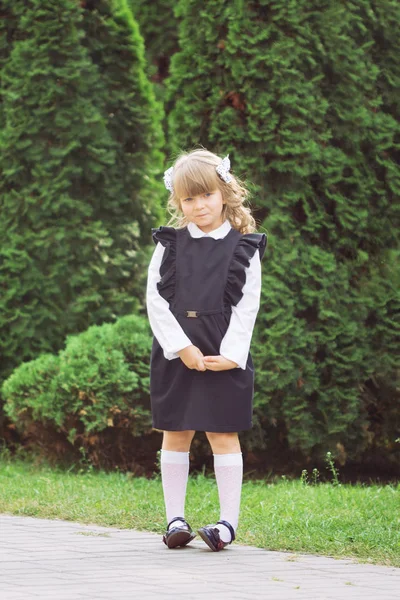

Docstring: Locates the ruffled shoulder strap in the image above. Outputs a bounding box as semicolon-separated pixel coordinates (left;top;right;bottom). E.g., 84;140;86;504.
151;226;177;304
151;225;177;247
224;232;267;307
239;232;267;261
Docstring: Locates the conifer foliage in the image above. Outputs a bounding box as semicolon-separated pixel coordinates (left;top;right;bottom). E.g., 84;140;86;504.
0;3;18;128
128;0;178;83
166;0;400;462
0;0;163;384
80;0;164;230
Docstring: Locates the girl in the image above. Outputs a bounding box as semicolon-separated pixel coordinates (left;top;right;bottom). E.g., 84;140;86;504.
146;149;267;552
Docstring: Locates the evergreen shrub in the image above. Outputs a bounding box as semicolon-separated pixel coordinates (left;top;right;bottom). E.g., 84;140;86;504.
1;315;158;472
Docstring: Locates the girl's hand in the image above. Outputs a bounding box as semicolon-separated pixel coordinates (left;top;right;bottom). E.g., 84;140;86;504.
178;345;206;371
203;355;238;371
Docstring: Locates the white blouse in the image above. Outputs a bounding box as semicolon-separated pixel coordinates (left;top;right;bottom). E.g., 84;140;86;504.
146;219;262;370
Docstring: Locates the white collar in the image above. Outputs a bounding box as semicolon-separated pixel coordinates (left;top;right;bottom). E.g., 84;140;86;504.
187;219;231;239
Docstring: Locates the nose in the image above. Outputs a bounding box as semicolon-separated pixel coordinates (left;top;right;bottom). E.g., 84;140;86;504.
193;197;206;211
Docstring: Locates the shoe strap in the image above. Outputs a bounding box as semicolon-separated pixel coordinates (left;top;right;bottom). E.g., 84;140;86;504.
167;516;190;530
217;520;236;543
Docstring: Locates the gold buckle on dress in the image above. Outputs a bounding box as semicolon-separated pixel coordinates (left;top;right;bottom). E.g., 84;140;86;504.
186;310;198;318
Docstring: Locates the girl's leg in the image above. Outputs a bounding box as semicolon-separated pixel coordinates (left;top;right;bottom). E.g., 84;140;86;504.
161;430;195;529
205;432;243;543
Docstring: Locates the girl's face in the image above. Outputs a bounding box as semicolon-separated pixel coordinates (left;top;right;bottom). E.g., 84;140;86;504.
180;188;226;233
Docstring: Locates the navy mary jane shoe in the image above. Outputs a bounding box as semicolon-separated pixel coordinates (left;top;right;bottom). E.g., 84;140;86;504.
197;520;236;552
162;517;196;549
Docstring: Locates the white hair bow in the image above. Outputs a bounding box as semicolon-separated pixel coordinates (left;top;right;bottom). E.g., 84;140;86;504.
163;166;174;193
216;154;232;183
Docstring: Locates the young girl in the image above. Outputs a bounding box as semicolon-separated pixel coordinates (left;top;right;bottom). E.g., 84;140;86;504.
146;149;267;552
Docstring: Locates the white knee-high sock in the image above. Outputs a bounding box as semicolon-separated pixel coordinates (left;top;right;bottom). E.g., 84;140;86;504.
213;452;243;543
160;449;190;530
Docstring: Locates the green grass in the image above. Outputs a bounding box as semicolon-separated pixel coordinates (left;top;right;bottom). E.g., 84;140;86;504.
0;456;399;567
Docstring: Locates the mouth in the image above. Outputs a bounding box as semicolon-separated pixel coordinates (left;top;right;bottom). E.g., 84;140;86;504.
196;214;208;218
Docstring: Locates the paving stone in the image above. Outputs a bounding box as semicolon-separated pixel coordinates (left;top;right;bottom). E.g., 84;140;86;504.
1;514;399;600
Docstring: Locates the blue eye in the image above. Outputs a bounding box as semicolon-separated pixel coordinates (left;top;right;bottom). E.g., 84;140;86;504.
183;193;211;202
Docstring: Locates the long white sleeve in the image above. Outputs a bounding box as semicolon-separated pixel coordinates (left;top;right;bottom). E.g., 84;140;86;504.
146;242;193;360
219;250;262;370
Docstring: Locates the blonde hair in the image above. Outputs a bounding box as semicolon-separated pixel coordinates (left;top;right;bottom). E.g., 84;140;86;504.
165;148;257;234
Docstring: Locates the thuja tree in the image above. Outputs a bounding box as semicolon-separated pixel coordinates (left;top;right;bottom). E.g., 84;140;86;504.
128;0;179;84
352;0;400;117
166;0;400;464
79;0;164;230
0;0;163;385
78;0;165;314
0;4;19;128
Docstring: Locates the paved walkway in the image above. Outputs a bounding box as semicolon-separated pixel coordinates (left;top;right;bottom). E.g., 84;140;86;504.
0;515;398;600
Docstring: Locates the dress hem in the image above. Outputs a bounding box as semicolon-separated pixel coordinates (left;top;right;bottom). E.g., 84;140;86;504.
152;422;253;433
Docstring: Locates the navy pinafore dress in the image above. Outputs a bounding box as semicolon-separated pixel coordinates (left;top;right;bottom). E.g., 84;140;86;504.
149;225;267;432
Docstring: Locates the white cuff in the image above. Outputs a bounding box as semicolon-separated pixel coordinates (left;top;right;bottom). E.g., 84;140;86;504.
163;343;192;361
220;352;247;371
